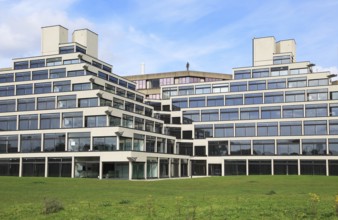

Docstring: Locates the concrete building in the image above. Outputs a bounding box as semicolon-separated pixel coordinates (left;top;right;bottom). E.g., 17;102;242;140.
125;70;231;100
0;27;337;179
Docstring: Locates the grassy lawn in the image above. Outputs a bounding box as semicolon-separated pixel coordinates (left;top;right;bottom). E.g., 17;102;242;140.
0;176;337;219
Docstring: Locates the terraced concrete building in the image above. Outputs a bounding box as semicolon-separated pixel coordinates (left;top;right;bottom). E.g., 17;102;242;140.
0;26;337;179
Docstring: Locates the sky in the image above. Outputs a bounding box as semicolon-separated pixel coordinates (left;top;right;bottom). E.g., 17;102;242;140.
0;0;337;76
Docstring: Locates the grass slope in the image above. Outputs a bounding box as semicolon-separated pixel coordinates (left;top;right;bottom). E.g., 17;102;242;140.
0;176;337;219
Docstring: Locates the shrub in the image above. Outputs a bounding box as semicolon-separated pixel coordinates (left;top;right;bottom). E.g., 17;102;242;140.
42;198;64;214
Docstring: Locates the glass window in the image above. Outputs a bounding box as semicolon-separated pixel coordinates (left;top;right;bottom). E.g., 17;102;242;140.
273;56;291;64
92;61;102;69
62;112;83;128
277;139;300;155
40;113;60;129
32;70;48;80
124;101;134;112
270;66;288;76
109;76;118;84
283;105;304;118
0;135;18;153
14;61;29;70
302;139;326;155
37;97;55;110
127;91;135;100
0;73;14;83
16;84;33;95
43;133;65;152
257;122;278;136
290;68;308;75
68;132;90;151
113;98;124;109
98;72;108;80
280;121;302;136
261;106;281;119
46;57;62;67
53;80;71;92
195;85;211;94
329;120;338;134
230;140;251;155
162;87;177;99
212;83;228;93
93;83;104;90
30;59;45;68
0;85;15;96
234;70;251;79
122;115;133;128
178;86;194;95
285;90;305;102
85;116;107;127
287;77;307;88
103;65;112;73
134;117;144;130
99;98;112;107
189;97;205;108
305;104;327;117
240;107;259;120
79;98;98;107
308;79;329;87
230;82;247;92
220;108;239;121
145;107;152;117
252;68;269;78
201;109;219;121
183;110;200;124
208;141;228;156
50;68;66;78
57;95;76;109
34;82;51;94
214;124;233;137
307;89;328;101
253;140;274;155
19;114;38;130
133;134;145;151
195;124;213;139
105;84;115;94
109;116;121;126
116;88;125;97
304;120;327;135
329;139;338;155
235;123;255;137
18;98;35;111
93;137;117;151
76;46;86;54
63;59;80;65
264;91;284;103
207;96;224;106
0;99;15;112
119;79;128;88
172;98;188;110
268;79;286;89
73;83;91;91
20;134;41;152
15;71;31;81
244;93;263;104
0;116;17;131
59;46;74;54
225;95;243;106
249;80;266;91
330;104;338;116
145;120;154;132
135;105;144;114
67;70;84;77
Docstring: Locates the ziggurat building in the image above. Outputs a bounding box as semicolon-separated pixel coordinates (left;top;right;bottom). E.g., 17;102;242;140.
0;25;338;179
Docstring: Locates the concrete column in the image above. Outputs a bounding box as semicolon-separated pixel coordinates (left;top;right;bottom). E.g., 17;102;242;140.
297;159;301;175
116;136;120;150
178;159;181;177
271;159;274;175
45;157;48;177
157;158;160;178
168;158;171;178
206;161;209;176
326;159;329;176
99;160;103;180
246;159;249;176
71;156;75;178
221;160;225;176
129;161;133;180
144;160;147;179
19;157;22;177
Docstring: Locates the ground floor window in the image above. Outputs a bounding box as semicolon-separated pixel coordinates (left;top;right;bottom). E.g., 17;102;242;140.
103;162;129;179
329;160;338;176
147;158;158;178
274;160;298;175
74;157;99;178
22;158;45;177
132;162;144;179
209;164;221;176
48;157;71;177
0;158;19;176
191;160;206;176
249;160;271;175
224;160;246;175
300;160;326;175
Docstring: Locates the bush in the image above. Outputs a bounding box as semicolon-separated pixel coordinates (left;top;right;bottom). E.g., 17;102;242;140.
42;198;64;214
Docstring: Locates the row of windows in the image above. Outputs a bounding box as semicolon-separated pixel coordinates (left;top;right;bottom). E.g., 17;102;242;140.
0;112;162;133
234;65;306;80
0;133;175;154
193;120;338;139
172;89;332;110
182;103;338;123
163;75;327;99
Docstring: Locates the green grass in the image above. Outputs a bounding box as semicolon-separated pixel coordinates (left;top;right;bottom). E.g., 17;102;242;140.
0;176;338;219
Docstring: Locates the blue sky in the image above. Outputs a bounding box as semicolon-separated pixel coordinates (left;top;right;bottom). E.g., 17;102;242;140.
0;0;337;76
